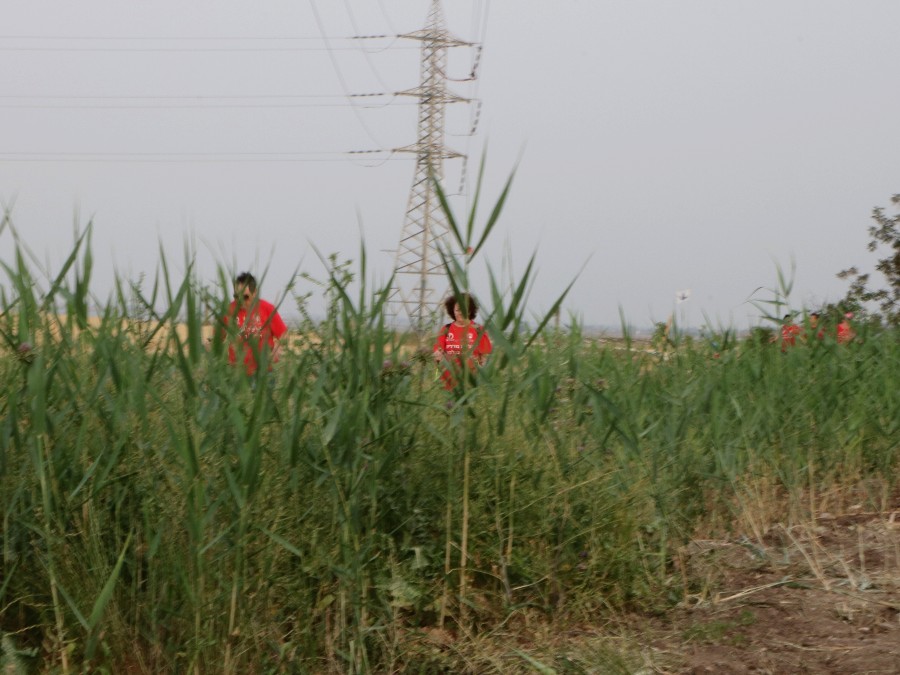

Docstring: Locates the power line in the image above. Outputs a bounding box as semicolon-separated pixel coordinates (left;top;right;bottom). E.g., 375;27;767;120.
459;0;491;198
0;5;486;177
0;159;403;164
0;93;384;100
342;0;395;93
0;45;417;53
307;0;388;150
376;0;398;35
0;101;413;110
0;34;373;41
3;150;346;155
0;151;408;164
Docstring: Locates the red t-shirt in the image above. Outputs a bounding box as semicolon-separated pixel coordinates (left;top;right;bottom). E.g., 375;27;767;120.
781;324;801;350
433;322;492;390
837;322;855;344
223;299;288;375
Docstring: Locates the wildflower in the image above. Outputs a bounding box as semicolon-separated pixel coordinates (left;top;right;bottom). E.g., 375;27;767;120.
17;342;35;365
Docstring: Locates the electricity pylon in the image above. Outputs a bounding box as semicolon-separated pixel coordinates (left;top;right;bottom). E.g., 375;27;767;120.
388;0;472;335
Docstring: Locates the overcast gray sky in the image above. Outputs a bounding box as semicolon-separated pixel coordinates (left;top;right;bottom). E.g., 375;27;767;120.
2;1;900;330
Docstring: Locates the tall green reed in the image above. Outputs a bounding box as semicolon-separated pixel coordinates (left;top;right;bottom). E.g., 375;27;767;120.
1;192;898;673
432;157;581;627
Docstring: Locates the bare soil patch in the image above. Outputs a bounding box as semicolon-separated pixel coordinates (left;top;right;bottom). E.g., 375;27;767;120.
638;506;900;674
401;504;899;674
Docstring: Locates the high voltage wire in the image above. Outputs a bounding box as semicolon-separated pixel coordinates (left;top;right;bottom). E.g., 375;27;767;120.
0;152;374;157
307;0;387;150
445;0;491;196
0;159;405;164
0;35;387;40
0;151;407;164
0;94;386;99
0;102;413;109
0;31;404;54
3;151;349;155
0;45;416;52
0;3;487;166
341;0;395;93
375;0;397;35
0;91;405;111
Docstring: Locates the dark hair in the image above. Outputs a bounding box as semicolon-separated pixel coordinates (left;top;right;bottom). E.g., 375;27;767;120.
235;272;257;293
444;293;478;321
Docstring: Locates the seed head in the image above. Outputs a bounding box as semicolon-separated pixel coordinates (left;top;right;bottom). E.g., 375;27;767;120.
17;342;35;364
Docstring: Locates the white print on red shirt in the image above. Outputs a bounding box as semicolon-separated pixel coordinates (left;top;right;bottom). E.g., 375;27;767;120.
238;312;266;338
443;327;480;353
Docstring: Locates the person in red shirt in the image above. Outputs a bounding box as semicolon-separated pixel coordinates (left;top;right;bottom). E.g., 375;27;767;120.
806;311;825;341
837;312;856;345
780;314;801;351
222;272;288;376
432;293;492;392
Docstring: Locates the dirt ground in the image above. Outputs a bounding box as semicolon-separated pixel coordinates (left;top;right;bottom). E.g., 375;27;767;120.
637;506;900;674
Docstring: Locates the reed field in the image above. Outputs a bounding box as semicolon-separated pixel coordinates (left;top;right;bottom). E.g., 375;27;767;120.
1;207;899;673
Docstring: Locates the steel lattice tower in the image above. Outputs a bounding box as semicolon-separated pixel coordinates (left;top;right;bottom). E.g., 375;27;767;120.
388;0;471;334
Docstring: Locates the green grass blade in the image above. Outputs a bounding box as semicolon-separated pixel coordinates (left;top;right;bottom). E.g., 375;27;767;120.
85;532;133;658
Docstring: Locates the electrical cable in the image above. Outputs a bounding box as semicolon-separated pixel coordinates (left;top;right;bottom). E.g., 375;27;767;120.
0;34;356;40
307;0;389;151
460;0;491;202
0;93;373;99
0;151;408;164
0;101;415;109
341;0;397;101
342;6;390;65
0;45;418;52
0;5;484;168
376;0;397;36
